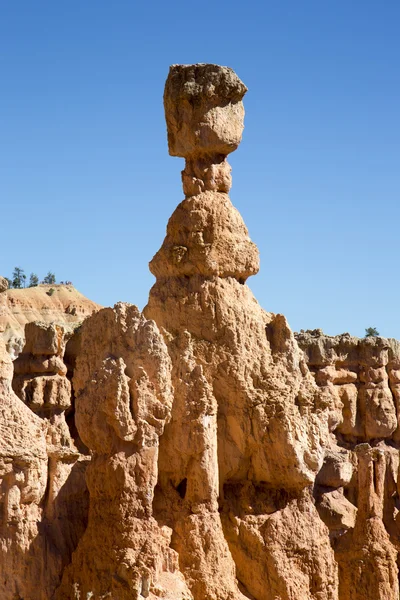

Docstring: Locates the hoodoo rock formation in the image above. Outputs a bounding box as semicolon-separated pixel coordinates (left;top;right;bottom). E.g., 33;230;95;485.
145;64;337;600
1;64;400;600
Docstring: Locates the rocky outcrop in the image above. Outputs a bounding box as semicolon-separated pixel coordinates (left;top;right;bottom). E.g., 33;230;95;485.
56;303;192;599
0;283;100;358
297;329;400;600
0;327;89;600
0;276;9;293
0;293;94;599
1;65;400;600
0;337;47;598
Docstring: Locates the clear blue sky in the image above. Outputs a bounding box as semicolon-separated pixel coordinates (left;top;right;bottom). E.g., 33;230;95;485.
1;2;399;338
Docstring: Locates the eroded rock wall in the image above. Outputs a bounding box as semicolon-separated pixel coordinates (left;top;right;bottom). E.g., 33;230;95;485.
297;330;400;600
0;283;100;358
0;323;89;600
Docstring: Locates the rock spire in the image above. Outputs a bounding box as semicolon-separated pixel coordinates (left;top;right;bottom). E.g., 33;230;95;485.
145;64;336;599
150;64;259;283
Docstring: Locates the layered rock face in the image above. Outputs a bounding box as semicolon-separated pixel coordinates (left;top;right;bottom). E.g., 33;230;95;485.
0;324;89;600
1;64;400;600
296;330;400;600
0;286;98;598
0;283;100;358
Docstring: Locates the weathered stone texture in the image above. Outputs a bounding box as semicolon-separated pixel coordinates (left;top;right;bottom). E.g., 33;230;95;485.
1;65;399;600
0;327;88;600
0;283;100;359
297;329;400;600
55;303;192;599
0;276;9;293
164;63;247;159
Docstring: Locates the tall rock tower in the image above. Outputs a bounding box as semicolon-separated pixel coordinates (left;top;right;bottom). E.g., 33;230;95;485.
145;64;337;600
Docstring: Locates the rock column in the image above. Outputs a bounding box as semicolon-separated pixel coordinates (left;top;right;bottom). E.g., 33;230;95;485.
145;64;336;600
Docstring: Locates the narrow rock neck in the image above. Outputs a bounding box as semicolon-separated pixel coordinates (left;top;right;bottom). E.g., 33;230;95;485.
182;154;232;198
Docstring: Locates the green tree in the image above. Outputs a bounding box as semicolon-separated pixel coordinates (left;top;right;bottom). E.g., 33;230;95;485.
29;273;39;287
365;327;379;338
12;267;26;289
43;272;56;284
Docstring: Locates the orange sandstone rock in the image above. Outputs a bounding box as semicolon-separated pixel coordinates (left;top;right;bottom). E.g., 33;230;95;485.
1;66;400;600
144;64;337;600
0;283;100;358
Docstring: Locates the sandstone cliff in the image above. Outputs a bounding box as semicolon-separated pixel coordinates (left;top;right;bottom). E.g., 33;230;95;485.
296;329;400;600
0;282;99;598
1;65;399;600
0;283;100;357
